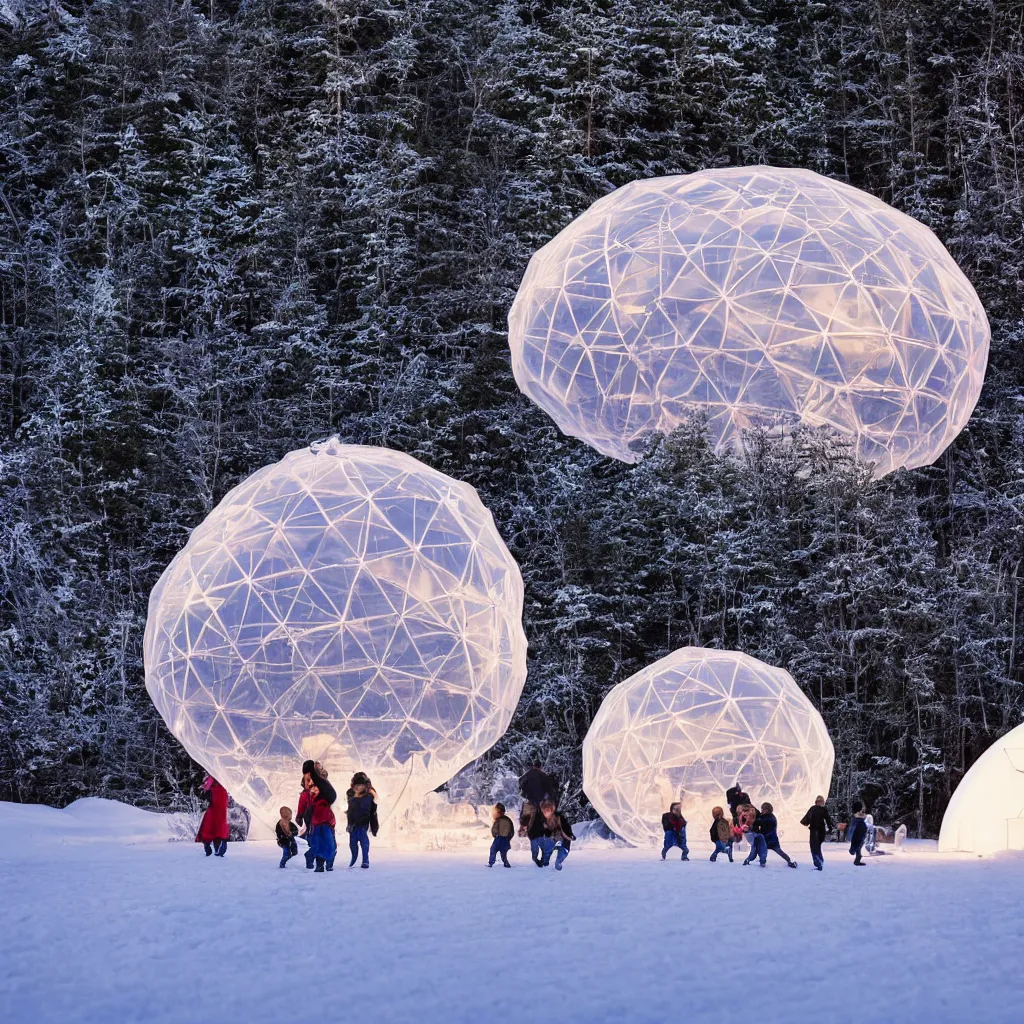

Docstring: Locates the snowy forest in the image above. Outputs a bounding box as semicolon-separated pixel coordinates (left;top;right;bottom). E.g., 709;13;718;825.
2;0;1023;836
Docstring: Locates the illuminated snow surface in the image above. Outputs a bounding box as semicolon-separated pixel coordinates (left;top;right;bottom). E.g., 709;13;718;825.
144;439;526;832
1;800;1022;1024
509;167;989;475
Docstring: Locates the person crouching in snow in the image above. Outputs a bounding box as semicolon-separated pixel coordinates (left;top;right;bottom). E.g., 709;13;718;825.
847;801;868;866
276;806;299;868
536;800;575;870
661;802;689;861
196;775;229;857
488;803;515;867
709;806;733;862
746;802;797;868
303;760;338;873
346;772;379;869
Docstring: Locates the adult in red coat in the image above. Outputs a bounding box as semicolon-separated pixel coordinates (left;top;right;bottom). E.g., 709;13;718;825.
196;776;230;857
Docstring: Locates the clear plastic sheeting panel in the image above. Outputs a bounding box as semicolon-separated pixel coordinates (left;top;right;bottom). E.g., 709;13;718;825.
582;647;835;846
509;167;990;476
143;437;527;831
939;723;1024;856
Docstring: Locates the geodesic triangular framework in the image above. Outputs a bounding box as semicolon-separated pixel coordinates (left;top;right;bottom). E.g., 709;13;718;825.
144;438;528;831
508;167;990;476
582;647;834;846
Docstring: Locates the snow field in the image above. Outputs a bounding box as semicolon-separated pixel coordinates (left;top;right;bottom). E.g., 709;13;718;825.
0;800;1020;1024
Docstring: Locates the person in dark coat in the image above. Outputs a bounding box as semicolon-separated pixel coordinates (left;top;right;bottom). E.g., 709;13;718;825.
346;773;379;869
848;800;868;866
302;761;338;872
519;762;559;808
744;802;797;868
726;782;751;824
661;802;689;861
196;776;230;857
276;806;299;868
800;795;835;871
488;803;515;867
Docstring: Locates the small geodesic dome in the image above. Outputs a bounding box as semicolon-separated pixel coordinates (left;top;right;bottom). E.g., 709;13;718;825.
582;647;834;846
939;723;1024;856
508;167;989;476
143;438;527;831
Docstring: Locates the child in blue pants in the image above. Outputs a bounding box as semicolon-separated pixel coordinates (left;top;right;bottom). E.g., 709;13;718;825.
709;806;734;862
848;800;868;866
276;806;299;868
346;773;379;869
488;803;515;867
661;802;689;860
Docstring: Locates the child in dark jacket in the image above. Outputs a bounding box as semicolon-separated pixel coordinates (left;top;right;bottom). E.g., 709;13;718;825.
276;806;299;868
346;773;379;869
488;803;515;867
661;802;689;861
848;801;868;866
744;802;797;868
709;805;734;862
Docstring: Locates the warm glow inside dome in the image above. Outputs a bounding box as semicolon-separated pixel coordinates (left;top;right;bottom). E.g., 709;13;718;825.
583;647;834;845
509;167;990;475
939;722;1024;856
143;438;527;829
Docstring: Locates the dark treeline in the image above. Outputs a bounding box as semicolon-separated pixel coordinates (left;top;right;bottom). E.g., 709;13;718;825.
1;0;1023;835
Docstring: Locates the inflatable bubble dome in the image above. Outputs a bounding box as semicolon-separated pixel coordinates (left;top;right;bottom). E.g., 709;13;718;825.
582;647;834;846
939;722;1024;856
143;438;527;830
509;167;989;476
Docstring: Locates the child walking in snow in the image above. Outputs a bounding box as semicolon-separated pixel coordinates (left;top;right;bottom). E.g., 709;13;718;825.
276;806;299;868
488;803;515;867
709;806;734;862
848;801;868;866
346;772;379;869
661;802;689;861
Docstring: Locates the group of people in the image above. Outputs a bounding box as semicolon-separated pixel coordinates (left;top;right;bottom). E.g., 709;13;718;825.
279;760;380;872
195;760;871;872
500;761;576;870
195;759;380;873
660;781;871;870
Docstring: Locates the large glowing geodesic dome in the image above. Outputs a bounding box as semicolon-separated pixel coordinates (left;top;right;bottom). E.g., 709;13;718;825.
939;723;1024;856
144;438;527;830
509;167;989;476
582;647;834;846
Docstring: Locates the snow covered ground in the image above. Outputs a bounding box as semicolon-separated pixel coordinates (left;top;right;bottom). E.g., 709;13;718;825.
1;800;1020;1024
